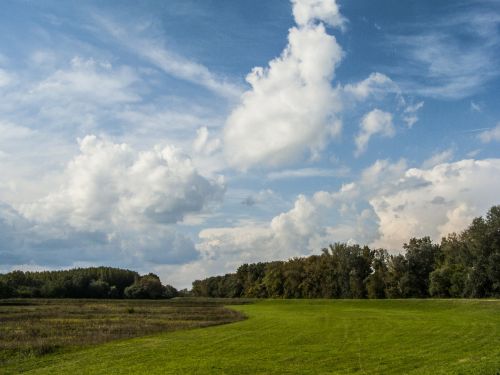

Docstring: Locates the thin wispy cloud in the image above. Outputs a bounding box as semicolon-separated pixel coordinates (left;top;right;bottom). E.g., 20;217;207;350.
389;8;500;99
93;15;243;99
267;167;350;180
478;123;500;143
470;101;482;113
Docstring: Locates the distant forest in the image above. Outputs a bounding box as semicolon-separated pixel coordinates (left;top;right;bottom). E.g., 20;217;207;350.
192;205;500;299
0;267;178;299
2;205;499;300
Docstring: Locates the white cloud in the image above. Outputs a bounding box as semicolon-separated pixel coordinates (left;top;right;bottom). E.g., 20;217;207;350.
21;135;225;231
94;15;241;99
355;109;394;156
478;123;500;143
0;136;227;268
193;127;221;156
0;68;12;88
190;157;500;285
0;121;35;140
224;1;344;169
239;189;282;208
267;166;349;180
291;0;346;29
403;101;424;128
32;57;140;105
195;182;367;268
370;159;500;250
343;72;397;101
0;56;143;145
360;158;408;191
421;148;453;169
467;149;481;158
30;50;58;67
392;11;500;99
0;200;199;268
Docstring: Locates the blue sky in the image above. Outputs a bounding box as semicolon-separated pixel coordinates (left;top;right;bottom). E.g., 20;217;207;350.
1;0;499;287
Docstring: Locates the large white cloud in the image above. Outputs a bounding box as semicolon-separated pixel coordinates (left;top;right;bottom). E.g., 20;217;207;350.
224;0;344;169
0;136;225;269
370;158;500;249
191;158;500;285
21;135;225;230
0;200;199;268
194;182;371;274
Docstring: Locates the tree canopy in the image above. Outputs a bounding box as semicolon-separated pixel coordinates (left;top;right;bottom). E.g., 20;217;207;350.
0;267;178;299
192;205;500;299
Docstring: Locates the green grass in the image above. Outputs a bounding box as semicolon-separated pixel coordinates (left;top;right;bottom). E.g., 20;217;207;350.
2;299;500;374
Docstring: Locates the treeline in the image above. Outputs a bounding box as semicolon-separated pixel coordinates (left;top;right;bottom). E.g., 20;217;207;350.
192;205;500;299
0;267;178;299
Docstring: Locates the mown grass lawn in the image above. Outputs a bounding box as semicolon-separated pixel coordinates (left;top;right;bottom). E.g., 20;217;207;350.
2;299;500;374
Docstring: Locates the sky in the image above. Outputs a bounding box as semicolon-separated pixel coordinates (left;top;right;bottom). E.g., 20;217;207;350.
1;0;500;288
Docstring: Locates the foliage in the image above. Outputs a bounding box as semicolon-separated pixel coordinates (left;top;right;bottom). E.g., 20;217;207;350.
0;267;177;299
124;273;178;299
193;205;500;299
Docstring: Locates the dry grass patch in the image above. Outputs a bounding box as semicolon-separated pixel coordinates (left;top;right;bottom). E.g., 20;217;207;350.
0;298;247;364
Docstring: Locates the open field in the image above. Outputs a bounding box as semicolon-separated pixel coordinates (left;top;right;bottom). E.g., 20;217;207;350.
0;298;246;370
1;299;500;374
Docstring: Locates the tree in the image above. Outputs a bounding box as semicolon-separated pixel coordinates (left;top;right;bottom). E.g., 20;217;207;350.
88;279;110;298
125;274;165;299
366;249;388;299
402;237;440;297
0;280;13;298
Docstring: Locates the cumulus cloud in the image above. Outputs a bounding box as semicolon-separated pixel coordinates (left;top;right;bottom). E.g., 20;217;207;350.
196;182;372;269
0;136;227;268
343;72;397;101
291;0;346;28
224;0;344;169
370;159;500;249
192;158;500;285
240;189;279;207
478;123;500;143
354;109;394;156
193;127;221;156
0;200;198;268
21;135;225;230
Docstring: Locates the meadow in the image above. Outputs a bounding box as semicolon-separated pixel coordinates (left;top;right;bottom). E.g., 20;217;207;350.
0;298;245;370
1;299;499;374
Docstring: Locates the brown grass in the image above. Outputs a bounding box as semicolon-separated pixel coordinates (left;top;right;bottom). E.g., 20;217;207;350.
0;298;248;364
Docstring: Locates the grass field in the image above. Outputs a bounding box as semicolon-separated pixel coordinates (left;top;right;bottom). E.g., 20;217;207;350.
0;298;245;369
1;299;499;374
